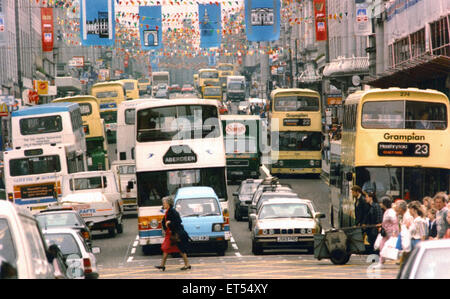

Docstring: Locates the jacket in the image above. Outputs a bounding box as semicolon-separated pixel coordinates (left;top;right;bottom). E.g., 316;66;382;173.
162;207;191;252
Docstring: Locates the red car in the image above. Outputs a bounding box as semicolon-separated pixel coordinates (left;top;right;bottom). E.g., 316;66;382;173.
181;84;194;93
219;101;228;115
169;84;181;93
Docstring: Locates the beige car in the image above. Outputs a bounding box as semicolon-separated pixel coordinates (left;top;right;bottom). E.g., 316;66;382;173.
251;198;325;255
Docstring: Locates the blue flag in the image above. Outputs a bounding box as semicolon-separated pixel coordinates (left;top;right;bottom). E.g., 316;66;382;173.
198;4;221;49
139;6;163;51
80;0;115;46
244;0;280;42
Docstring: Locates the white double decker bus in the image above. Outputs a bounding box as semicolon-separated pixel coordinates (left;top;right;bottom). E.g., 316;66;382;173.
133;99;228;254
5;102;88;213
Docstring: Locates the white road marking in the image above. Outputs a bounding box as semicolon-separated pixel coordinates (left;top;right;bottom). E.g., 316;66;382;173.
127;235;139;263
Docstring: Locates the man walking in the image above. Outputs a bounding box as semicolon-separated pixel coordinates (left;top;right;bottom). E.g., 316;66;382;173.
351;185;369;226
434;192;449;239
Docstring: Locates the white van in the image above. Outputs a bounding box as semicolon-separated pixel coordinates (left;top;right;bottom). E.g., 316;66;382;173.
226;76;246;102
111;160;137;214
60;170;124;237
0;201;54;279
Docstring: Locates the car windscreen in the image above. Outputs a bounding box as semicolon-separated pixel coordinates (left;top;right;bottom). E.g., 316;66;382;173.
175;197;221;217
36;213;83;229
240;183;259;195
100;111;117;124
44;233;81;258
69;176;107;191
413;247;450;278
0;218;17;269
259;203;312;219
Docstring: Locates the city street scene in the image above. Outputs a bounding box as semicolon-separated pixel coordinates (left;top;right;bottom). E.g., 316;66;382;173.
0;0;449;283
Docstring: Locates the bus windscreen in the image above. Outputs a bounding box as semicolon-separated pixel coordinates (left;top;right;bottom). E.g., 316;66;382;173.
274;95;319;112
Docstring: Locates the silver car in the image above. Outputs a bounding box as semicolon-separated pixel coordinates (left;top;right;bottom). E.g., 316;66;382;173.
397;239;450;279
251;198;325;255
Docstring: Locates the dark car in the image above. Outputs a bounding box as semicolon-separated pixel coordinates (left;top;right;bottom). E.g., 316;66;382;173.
233;179;263;221
35;208;93;249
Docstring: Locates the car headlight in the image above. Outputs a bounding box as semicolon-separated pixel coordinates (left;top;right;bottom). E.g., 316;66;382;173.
263;229;269;235
269;229;275;235
212;223;222;232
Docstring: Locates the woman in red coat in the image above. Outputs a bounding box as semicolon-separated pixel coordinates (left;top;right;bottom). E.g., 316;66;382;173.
155;196;191;271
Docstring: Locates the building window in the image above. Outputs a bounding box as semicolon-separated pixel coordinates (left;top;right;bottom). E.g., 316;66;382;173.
430;15;450;56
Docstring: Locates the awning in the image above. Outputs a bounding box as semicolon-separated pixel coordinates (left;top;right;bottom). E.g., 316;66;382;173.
365;55;450;88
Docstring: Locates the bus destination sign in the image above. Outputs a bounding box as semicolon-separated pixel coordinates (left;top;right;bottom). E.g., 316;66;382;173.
378;142;429;157
283;118;311;126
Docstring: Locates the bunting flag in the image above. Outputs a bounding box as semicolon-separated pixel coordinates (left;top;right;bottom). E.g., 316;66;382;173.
41;8;54;52
80;0;115;46
244;0;280;42
198;3;221;49
139;6;163;50
313;0;327;41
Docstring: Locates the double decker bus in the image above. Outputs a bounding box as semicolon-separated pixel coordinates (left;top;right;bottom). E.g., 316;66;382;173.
133;99;228;254
116;99;150;161
119;79;139;100
269;88;323;176
217;63;235;89
53;96;109;171
330;88;450;228
198;69;220;97
91;81;127;144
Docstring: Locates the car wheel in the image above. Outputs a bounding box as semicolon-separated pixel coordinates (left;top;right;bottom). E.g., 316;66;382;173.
235;206;242;221
252;241;263;255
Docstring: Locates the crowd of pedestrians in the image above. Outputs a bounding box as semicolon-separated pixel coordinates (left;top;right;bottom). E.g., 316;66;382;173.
352;186;450;268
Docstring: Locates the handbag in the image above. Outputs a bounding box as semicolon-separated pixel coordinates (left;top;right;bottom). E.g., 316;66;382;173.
380;237;399;260
400;224;411;252
169;232;180;245
380;227;387;237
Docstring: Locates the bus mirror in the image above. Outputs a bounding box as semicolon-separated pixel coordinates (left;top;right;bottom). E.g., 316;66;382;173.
346;172;353;181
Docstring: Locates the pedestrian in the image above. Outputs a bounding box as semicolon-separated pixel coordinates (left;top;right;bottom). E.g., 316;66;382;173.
444;209;450;239
351;185;369;226
427;208;438;239
434;192;449;239
363;192;383;253
254;103;261;116
395;199;414;265
376;196;398;268
155;196;191;271
407;201;428;250
422;196;433;212
250;103;255;115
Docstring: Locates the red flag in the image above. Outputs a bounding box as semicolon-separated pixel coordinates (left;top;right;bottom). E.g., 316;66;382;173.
41;8;54;52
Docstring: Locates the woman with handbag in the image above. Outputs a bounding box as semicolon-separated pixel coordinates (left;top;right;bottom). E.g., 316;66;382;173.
376;196;399;268
155;196;191;271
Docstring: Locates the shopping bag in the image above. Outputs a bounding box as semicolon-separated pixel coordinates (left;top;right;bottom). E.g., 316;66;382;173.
380;237;399;260
374;233;383;250
400;225;411;252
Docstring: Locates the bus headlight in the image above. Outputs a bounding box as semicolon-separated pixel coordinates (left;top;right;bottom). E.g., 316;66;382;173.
310;160;315;166
150;219;159;229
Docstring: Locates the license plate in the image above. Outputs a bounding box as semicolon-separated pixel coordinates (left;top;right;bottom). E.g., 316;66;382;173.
191;236;209;241
123;199;136;205
231;171;243;175
277;236;298;242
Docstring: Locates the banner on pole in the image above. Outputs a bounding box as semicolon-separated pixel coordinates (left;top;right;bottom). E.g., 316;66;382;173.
355;1;371;36
139;6;162;51
80;0;115;46
0;0;6;47
313;0;327;41
41;8;54;52
244;0;280;42
198;4;221;49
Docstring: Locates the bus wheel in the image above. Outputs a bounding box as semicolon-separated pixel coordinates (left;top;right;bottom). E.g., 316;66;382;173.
330;249;351;265
108;226;116;238
117;221;123;234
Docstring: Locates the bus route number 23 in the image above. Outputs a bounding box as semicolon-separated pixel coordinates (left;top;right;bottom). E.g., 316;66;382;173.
415;144;429;156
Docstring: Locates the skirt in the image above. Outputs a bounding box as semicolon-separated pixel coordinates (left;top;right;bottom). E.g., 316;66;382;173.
161;228;181;254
